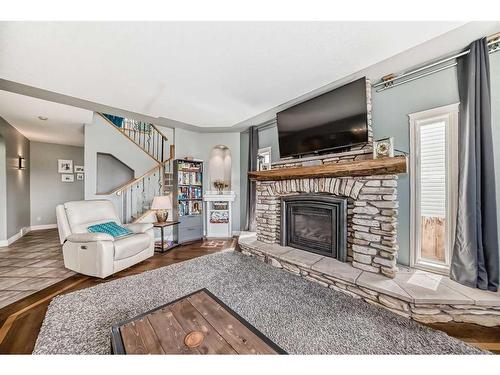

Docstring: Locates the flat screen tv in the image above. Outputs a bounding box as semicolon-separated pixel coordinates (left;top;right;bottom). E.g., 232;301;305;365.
277;77;368;158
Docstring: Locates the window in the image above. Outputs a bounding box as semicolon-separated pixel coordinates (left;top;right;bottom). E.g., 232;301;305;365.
257;147;272;171
409;103;459;274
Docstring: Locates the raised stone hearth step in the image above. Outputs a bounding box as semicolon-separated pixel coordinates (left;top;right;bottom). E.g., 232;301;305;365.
238;232;500;327
311;257;362;284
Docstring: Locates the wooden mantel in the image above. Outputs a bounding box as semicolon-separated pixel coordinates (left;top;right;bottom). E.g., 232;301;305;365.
248;156;407;181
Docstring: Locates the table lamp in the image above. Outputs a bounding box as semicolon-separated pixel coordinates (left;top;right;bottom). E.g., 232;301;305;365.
151;195;172;223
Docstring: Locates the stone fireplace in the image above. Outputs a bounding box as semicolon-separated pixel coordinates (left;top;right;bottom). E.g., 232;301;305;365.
239;144;500;328
254;169;401;278
281;194;347;261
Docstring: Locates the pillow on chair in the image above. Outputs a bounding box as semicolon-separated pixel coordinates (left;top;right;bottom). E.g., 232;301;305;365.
87;222;133;238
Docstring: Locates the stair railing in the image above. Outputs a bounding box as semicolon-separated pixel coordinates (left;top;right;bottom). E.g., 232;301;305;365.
99;113;170;163
116;146;175;223
96;109;175;223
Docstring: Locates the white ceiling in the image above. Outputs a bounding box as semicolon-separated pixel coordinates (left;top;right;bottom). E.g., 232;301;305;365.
0;90;93;146
0;21;468;128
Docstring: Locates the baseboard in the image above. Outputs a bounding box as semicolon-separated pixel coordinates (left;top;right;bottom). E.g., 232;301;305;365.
0;227;28;247
232;231;241;236
0;224;57;247
30;224;58;231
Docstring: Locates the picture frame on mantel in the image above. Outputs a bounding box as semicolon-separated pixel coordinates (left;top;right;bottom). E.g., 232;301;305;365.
58;159;73;173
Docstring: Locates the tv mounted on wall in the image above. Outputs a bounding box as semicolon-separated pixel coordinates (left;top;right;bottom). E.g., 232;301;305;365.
277;77;368;158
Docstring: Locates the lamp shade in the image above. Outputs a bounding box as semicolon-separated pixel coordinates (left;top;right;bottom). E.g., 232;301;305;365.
151;195;172;210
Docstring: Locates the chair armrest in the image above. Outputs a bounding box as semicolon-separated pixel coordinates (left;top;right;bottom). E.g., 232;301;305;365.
66;232;115;243
124;223;154;234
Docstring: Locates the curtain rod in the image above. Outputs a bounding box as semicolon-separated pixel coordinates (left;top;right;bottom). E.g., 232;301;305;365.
374;34;500;92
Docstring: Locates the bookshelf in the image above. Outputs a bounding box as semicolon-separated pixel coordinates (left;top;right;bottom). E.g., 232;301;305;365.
173;159;204;243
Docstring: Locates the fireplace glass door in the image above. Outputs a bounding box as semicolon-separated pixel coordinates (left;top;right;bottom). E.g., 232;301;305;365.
281;195;347;261
289;204;336;256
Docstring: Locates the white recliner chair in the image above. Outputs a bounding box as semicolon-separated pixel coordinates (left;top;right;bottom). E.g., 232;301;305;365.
56;200;155;278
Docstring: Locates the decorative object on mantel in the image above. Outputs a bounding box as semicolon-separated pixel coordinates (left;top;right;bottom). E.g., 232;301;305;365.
151;195;172;223
373;137;394;159
58;159;73;173
213;180;229;194
74;165;84;173
257;147;272;171
249;155;407;181
61;174;74;182
204;191;236;238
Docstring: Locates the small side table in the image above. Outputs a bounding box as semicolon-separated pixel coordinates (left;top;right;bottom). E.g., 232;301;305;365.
153;221;180;253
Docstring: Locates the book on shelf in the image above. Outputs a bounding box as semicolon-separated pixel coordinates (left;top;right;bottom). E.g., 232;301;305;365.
178;199;202;216
210;210;229;223
177;160;202;171
190;186;202;199
178;186;189;199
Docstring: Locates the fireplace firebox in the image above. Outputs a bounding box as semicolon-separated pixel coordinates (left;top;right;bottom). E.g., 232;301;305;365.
281;194;347;261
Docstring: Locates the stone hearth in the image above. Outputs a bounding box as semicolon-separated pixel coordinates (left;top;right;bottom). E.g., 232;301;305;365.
255;173;400;277
238;232;500;327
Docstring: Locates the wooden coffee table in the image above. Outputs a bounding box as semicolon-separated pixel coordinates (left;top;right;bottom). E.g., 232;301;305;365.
111;289;286;354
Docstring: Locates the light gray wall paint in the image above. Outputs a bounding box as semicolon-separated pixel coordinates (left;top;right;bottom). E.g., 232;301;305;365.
30;141;84;226
0;136;6;240
0;117;30;239
240;53;500;267
258;126;280;162
371;68;459;266
96;153;134;194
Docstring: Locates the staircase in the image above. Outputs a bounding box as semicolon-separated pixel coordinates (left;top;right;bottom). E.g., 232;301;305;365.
99;113;174;223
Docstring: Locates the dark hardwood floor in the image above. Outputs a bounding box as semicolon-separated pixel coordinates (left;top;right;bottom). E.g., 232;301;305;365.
0;229;498;354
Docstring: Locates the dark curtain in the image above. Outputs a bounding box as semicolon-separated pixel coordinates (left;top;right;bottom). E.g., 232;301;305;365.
245;126;259;231
451;38;499;292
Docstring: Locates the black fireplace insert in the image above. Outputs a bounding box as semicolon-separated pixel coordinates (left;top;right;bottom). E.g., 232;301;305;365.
281;194;347;261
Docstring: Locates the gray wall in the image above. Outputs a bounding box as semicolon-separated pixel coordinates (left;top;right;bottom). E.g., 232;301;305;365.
96;153;134;194
0;136;6;241
30;141;84;226
0;117;30;240
240;53;500;267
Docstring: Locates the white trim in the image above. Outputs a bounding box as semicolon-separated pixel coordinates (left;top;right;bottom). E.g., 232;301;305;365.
0;227;29;247
408;103;459;120
29;224;58;231
409;103;459;275
0;224;58;247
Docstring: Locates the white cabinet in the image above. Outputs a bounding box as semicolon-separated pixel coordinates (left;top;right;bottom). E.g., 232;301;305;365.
203;192;236;238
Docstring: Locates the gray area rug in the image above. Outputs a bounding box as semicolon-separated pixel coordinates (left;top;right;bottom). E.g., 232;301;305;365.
34;251;484;354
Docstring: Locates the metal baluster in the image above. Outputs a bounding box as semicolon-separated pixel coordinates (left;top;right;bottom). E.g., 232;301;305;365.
142;122;145;150
148;126;151;155
152;129;156;161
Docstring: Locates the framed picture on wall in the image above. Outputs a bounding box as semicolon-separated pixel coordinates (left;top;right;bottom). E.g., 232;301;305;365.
61;174;74;182
58;159;73;173
75;165;84;173
76;173;84;181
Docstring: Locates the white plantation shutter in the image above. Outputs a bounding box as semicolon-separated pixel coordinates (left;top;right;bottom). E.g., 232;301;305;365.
419;121;446;218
